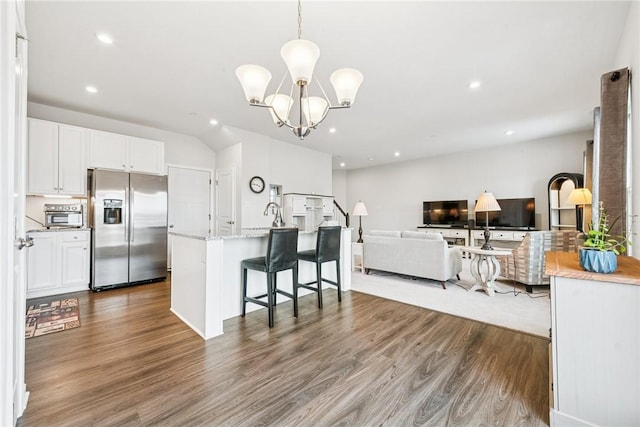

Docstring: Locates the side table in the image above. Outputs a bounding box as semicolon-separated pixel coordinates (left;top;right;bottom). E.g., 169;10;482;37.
351;242;364;273
462;246;511;296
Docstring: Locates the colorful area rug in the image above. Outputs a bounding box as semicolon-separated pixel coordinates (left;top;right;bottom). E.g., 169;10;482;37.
25;298;81;338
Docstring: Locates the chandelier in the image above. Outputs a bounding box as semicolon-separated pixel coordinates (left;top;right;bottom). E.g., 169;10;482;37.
235;0;363;139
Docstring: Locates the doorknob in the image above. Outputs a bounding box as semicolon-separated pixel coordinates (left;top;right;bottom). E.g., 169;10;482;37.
16;237;34;250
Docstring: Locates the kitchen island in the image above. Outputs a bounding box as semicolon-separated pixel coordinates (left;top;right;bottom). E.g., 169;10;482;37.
169;228;352;339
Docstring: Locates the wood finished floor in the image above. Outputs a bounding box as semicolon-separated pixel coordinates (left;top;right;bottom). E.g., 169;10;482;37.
20;279;549;426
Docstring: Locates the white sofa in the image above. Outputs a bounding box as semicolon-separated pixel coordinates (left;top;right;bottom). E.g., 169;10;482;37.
363;230;463;289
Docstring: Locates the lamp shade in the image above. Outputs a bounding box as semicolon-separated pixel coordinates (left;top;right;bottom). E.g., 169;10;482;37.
330;68;364;106
235;64;272;103
474;192;501;212
280;39;320;85
567;188;592;205
265;94;293;124
303;96;329;126
352;201;368;216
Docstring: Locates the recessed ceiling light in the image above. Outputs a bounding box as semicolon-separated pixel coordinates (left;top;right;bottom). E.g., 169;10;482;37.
469;81;481;89
339;162;345;167
85;86;98;93
394;152;400;157
368;157;374;161
209;119;219;126
505;130;514;136
329;127;336;134
96;33;113;45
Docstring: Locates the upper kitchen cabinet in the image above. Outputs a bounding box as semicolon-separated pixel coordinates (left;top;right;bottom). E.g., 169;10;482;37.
27;118;86;196
88;130;165;175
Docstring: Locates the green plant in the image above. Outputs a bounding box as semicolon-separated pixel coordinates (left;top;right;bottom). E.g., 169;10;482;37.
582;201;630;255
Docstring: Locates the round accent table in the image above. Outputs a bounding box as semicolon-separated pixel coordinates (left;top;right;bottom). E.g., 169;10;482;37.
462;246;512;296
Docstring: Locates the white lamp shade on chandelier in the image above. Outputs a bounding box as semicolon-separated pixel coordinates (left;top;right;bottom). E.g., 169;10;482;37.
280;39;320;85
235;64;272;104
234;0;363;139
330;68;364;106
265;94;293;124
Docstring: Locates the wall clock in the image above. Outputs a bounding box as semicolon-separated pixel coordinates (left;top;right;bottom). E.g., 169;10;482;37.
249;176;265;193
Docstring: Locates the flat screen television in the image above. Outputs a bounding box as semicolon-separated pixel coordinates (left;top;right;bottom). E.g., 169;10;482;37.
475;197;535;229
423;200;468;227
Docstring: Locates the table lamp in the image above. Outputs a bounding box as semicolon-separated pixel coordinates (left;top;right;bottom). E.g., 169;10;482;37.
352;201;368;243
567;187;592;232
474;191;501;250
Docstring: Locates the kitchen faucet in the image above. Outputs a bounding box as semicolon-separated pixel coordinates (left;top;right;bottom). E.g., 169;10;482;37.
263;202;285;228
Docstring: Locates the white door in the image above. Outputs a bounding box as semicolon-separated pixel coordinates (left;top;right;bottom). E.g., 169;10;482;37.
215;168;236;236
167;166;212;268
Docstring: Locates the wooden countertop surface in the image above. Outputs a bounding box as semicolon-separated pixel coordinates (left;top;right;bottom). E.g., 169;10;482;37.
545;251;640;286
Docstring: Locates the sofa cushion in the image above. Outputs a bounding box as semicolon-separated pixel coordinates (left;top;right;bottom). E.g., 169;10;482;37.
369;230;402;238
401;231;443;240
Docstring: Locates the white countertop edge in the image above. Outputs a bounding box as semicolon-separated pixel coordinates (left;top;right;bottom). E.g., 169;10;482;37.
170;227;350;241
27;227;92;233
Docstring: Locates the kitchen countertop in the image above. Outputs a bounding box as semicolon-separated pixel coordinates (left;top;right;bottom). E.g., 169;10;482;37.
27;227;91;233
170;227;341;241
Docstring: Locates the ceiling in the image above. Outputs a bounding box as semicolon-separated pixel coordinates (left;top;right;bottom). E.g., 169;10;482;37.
25;1;631;170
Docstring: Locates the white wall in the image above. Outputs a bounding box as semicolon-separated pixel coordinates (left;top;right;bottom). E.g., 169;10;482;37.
345;132;589;237
27;102;216;171
612;0;639;258
217;125;333;229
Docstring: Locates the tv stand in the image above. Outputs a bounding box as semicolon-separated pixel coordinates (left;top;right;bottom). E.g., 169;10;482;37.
471;228;535;248
417;226;469;254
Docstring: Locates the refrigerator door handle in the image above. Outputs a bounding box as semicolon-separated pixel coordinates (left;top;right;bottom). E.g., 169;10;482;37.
130;186;135;242
124;186;129;242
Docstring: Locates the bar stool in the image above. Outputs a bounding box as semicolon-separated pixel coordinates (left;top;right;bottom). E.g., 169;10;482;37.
296;226;342;309
241;228;299;327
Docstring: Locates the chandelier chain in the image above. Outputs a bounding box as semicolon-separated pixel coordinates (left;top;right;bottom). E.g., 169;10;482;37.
297;0;302;39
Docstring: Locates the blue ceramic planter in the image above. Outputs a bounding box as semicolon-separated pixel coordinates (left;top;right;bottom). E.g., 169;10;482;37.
579;248;617;274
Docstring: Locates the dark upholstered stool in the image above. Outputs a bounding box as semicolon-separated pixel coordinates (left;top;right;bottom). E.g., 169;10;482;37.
296;226;342;309
241;228;299;327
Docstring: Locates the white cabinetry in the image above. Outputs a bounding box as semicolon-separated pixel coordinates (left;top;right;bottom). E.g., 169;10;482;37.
471;229;529;246
88;130;164;174
548;252;640;427
27;230;90;298
28;118;86;196
418;227;469;246
283;193;335;231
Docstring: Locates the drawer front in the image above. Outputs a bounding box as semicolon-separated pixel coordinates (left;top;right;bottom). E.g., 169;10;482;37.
472;230;485;239
449;230;467;238
493;231;515;240
513;232;528;241
62;230;89;242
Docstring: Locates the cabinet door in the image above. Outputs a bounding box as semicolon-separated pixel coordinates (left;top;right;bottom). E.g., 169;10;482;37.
61;241;89;286
27;233;59;291
322;197;334;215
27;119;59;195
128;136;164;174
292;196;307;215
58;125;86;195
87;130;128;171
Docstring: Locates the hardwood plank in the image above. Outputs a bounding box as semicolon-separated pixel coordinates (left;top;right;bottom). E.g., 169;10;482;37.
19;278;549;426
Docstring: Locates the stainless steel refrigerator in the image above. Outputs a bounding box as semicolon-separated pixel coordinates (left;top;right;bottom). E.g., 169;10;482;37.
89;169;168;290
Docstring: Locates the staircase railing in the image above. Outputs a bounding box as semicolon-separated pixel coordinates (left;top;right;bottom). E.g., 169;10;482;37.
333;200;350;227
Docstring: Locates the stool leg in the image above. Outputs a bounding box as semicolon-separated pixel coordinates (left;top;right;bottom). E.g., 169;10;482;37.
316;262;323;309
335;259;342;302
267;273;275;328
293;265;299;318
241;266;247;317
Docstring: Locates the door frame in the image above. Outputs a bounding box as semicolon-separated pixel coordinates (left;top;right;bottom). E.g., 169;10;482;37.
167;164;213;269
215;167;236;235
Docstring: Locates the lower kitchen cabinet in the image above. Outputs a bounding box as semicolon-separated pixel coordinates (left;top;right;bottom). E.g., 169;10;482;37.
27;230;90;298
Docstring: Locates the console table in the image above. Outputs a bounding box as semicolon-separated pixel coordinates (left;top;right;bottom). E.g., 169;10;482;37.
463;246;512;296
